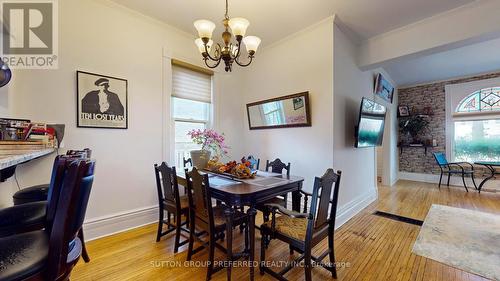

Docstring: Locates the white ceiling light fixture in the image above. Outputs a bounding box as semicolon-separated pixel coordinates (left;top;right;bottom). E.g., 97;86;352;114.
193;0;261;72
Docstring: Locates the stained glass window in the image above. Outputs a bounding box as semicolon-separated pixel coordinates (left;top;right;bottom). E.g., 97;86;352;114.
456;87;500;113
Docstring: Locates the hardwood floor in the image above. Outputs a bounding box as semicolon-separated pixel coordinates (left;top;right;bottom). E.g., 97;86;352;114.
72;180;500;281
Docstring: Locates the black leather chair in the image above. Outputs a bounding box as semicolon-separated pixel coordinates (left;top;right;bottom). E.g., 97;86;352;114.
12;149;91;205
0;158;96;281
0;153;92;263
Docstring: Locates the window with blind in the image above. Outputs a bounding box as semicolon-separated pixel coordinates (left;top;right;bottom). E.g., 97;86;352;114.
171;61;213;168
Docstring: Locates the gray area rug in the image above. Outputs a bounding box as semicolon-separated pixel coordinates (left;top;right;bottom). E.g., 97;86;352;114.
413;204;500;280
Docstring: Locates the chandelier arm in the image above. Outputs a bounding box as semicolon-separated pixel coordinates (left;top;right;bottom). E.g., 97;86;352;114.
234;54;253;67
204;43;222;61
230;43;242;60
204;57;222;69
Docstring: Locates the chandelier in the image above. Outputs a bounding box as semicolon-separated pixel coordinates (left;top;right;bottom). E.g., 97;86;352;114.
193;0;261;72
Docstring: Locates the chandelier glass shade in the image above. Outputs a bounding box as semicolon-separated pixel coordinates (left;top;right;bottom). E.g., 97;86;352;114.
193;0;261;72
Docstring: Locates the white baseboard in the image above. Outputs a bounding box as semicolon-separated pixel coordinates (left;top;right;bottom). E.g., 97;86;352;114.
83;205;158;241
84;188;378;242
335;188;377;229
398;171;499;189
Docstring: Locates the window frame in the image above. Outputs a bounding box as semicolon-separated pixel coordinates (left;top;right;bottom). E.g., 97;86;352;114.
170;60;214;168
445;78;500;162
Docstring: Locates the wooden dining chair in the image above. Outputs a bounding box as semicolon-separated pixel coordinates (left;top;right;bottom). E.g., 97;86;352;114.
185;167;249;281
0;159;96;281
256;158;291;223
154;162;190;253
260;169;342;281
184;157;193;168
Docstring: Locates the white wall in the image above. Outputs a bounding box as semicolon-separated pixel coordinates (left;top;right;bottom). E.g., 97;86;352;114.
0;0;227;239
358;0;500;70
0;3;400;240
376;70;399;186
237;18;334;192
333;24;379;216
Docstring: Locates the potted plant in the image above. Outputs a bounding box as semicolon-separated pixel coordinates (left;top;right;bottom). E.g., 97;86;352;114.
399;116;429;144
187;129;229;169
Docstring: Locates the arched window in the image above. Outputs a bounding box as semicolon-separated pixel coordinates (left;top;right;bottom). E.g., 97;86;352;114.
453;87;500;162
456;87;500;113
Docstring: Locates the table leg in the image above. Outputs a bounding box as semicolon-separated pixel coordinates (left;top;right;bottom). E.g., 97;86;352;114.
292;182;303;212
247;207;257;281
478;165;495;193
224;207;234;281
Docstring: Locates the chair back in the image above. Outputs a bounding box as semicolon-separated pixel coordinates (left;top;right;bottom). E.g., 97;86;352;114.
46;159;96;280
154;162;181;212
266;158;291;176
308;169;342;231
185;167;214;231
66;148;92;158
183;157;193;168
245;155;260;170
46;154;91;230
433;152;448;166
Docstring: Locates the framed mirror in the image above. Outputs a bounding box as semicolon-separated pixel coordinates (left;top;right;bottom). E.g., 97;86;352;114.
246;92;311;130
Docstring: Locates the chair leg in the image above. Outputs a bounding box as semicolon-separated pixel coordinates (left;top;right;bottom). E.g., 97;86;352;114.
187;213;195;261
447;173;451;187
244;220;249;252
283;194;288;209
471;173;478;190
461;173;469;192
225;208;234;281
206;235;215;281
304;247;312;281
289;245;294;255
438;172;443;189
78;229;91;263
259;230;266;275
174;213;182;253
328;229;337;279
239;206;245;233
156;209;164;242
263;210;270;223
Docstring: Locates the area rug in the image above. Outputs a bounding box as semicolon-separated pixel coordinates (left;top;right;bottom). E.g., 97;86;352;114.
413;204;500;280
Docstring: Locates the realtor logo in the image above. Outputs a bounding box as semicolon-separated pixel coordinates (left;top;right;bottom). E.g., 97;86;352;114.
1;0;58;69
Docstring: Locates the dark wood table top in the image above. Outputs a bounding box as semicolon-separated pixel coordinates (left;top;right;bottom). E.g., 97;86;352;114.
177;169;304;206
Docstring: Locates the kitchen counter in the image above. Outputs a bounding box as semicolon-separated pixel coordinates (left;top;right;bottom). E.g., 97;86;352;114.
0;148;55;181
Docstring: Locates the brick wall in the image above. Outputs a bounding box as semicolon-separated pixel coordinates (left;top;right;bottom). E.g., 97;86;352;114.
398;72;500;175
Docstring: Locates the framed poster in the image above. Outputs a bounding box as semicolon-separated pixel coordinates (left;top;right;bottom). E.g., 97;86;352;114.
77;71;128;129
398;105;410;117
374;73;394;104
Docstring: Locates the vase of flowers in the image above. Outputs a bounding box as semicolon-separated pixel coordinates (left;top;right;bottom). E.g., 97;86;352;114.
187;129;229;169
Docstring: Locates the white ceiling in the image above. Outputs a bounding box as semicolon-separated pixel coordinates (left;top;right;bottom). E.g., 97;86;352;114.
113;0;475;46
384;37;500;87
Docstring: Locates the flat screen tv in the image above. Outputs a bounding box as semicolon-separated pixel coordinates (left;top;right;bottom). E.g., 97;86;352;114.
355;98;387;148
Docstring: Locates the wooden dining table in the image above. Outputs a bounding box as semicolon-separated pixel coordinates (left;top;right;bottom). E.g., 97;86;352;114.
177;169;304;281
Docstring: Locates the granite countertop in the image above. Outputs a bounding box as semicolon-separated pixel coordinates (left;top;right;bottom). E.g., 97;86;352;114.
0;148;55;170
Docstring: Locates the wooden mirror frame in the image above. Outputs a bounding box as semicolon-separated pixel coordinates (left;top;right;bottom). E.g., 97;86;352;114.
246;91;311;130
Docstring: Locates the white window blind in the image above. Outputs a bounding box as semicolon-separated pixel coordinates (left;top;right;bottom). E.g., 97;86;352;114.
172;64;212;103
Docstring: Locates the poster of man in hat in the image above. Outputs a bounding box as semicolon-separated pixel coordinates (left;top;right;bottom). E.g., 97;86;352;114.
77;71;128;129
